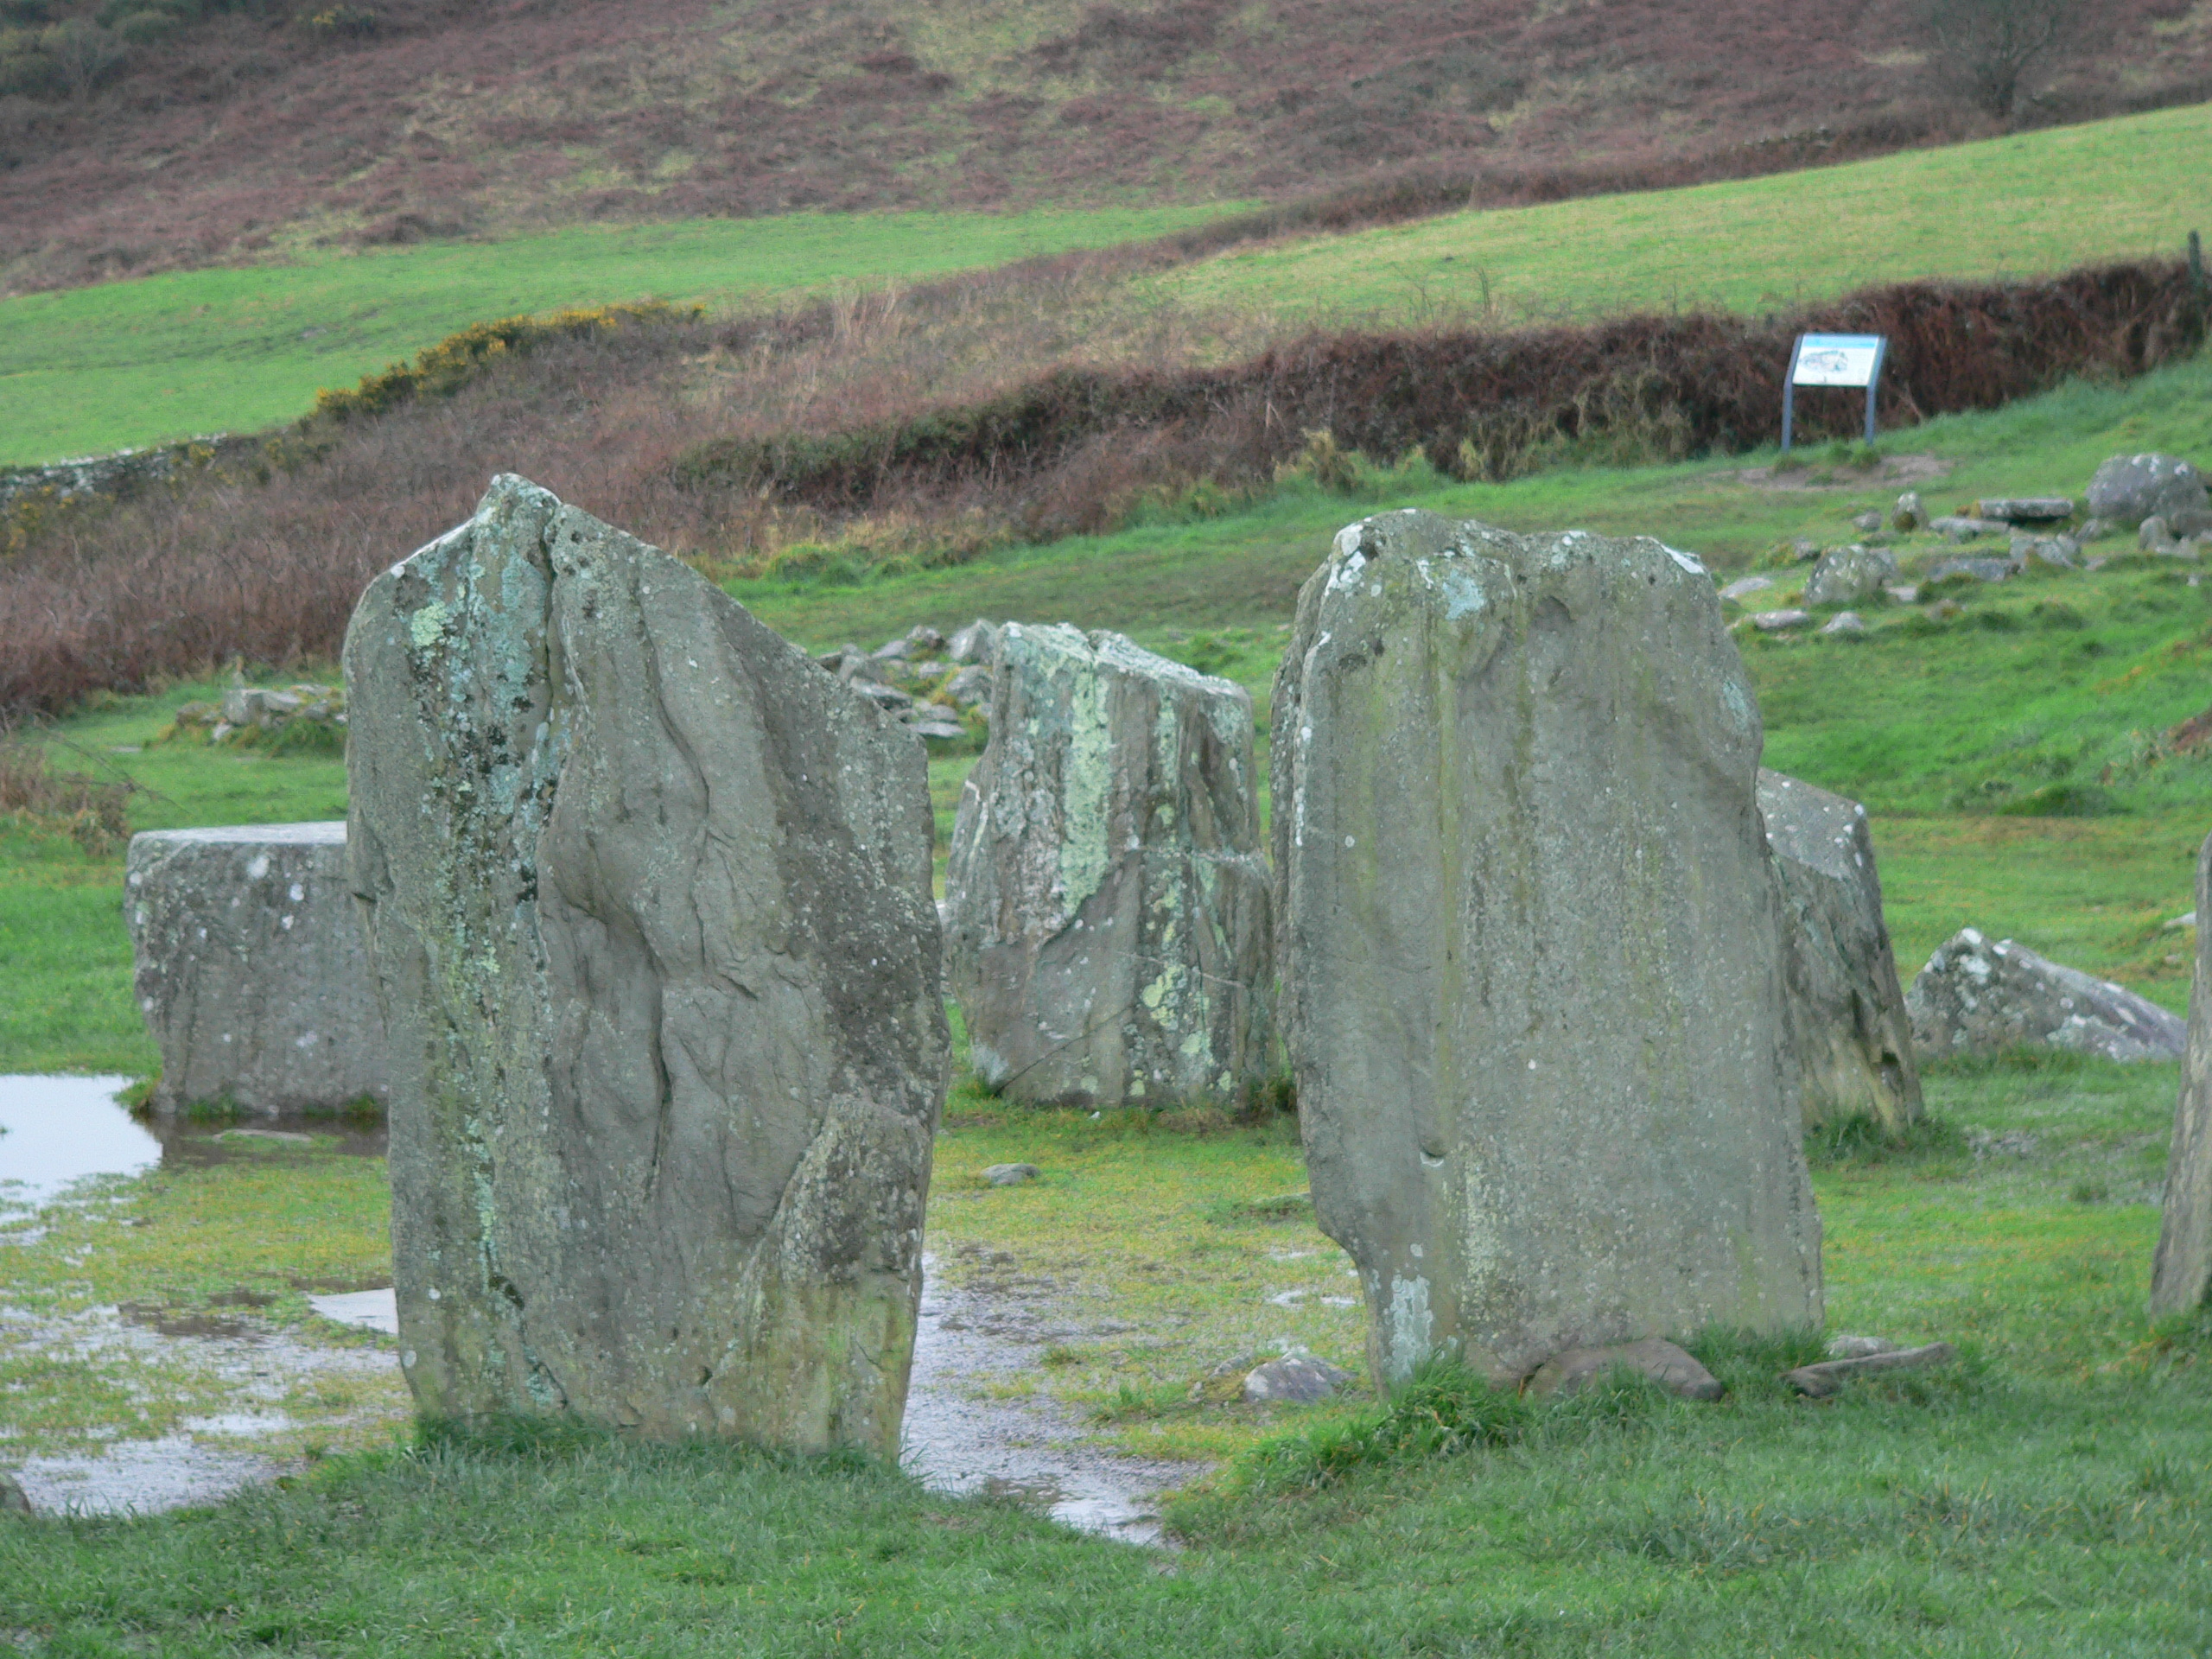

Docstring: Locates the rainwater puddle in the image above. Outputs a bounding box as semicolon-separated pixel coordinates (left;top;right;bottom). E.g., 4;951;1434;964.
0;1076;156;1217
901;1253;1205;1547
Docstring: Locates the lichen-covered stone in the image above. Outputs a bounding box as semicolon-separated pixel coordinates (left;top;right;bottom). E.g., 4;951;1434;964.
126;823;385;1116
1272;510;1822;1389
1907;928;2186;1063
2152;830;2212;1318
944;624;1274;1107
1803;544;1897;608
344;475;946;1454
1759;771;1923;1132
2087;453;2207;527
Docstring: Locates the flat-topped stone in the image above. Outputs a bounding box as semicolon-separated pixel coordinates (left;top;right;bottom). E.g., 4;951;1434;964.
126;822;385;1116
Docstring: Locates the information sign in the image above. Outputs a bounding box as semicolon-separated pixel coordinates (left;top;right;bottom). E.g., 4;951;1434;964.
1781;333;1886;450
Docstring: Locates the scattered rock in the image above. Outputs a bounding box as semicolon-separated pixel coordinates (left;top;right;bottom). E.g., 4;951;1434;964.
2012;533;2080;569
1273;512;1821;1387
1824;1334;1897;1359
168;680;345;747
2140;517;2203;558
345;475;947;1452
946;624;1275;1108
908;716;968;741
1884;583;1921;604
1975;497;2074;524
1751;608;1812;632
982;1163;1041;1187
1719;575;1775;602
941;664;994;710
1243;1349;1353;1403
904;624;946;657
1791;537;1820;561
1906;928;2188;1064
1928;556;2018;583
2165;911;2197;931
1803;543;1897;607
2077;517;2115;542
851;681;914;711
2086;453;2207;528
126;823;387;1116
1783;1341;1957;1397
1526;1338;1724;1402
1760;772;1923;1133
948;619;999;665
1891;491;1927;531
1851;509;1882;532
2152;830;2212;1319
1930;516;2011;541
1819;612;1866;637
0;1470;31;1517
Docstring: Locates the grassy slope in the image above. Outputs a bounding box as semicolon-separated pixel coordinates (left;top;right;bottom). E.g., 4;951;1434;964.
1156;102;2212;321
0;206;1233;467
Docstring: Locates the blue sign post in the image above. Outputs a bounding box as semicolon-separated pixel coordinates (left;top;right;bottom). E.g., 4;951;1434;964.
1782;334;1886;452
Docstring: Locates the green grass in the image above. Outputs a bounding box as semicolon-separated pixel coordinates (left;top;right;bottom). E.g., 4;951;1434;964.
1155;101;2212;321
0;206;1238;467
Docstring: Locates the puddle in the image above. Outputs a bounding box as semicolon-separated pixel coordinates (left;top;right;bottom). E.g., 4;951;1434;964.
901;1252;1205;1547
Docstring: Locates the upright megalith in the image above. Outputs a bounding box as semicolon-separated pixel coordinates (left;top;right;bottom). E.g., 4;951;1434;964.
1273;511;1821;1388
944;624;1273;1107
127;823;386;1115
2152;831;2212;1317
1759;771;1923;1133
344;475;947;1453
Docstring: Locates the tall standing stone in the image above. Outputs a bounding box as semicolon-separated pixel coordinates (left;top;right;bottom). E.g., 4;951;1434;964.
1759;771;1923;1132
344;476;947;1453
945;624;1273;1107
2151;830;2212;1318
1273;512;1821;1388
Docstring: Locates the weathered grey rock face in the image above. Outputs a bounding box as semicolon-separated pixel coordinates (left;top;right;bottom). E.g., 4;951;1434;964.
344;475;947;1454
1907;929;2187;1064
1758;771;1922;1132
2152;831;2212;1318
944;624;1273;1107
126;823;386;1116
2087;453;2207;527
1804;544;1897;607
1273;511;1822;1389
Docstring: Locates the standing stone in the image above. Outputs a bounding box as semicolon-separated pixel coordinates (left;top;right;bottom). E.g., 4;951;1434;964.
1907;929;2186;1063
945;624;1273;1107
344;475;946;1453
1273;511;1821;1389
2152;830;2212;1318
126;823;386;1116
2086;454;2207;527
1759;772;1922;1133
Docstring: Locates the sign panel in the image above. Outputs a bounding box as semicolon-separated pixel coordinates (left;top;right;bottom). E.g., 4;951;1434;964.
1790;334;1885;389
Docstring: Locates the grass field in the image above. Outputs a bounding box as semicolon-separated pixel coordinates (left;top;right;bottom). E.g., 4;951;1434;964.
0;206;1236;468
1157;102;2212;322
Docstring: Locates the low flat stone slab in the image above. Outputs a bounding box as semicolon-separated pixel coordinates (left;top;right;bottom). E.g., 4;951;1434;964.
1975;498;2074;524
981;1163;1039;1186
1526;1338;1723;1402
1928;556;2018;583
1751;608;1811;632
126;823;386;1116
1783;1342;1956;1397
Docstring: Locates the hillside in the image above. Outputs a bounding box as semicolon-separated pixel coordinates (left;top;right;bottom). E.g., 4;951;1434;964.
3;0;2209;293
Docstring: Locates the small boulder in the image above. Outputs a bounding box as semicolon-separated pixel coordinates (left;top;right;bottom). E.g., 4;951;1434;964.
1975;498;2074;524
982;1163;1040;1186
941;664;993;709
1851;509;1882;533
1884;583;1921;605
1803;543;1897;607
1891;491;1927;532
1243;1349;1353;1403
948;619;999;665
2077;517;2114;543
1928;556;2017;584
1526;1338;1724;1402
1930;516;2010;541
1825;1334;1896;1359
0;1470;31;1516
2087;454;2207;528
853;682;914;712
1819;612;1866;637
1751;608;1811;632
1907;928;2187;1063
1719;575;1774;602
2012;534;2079;569
906;624;946;658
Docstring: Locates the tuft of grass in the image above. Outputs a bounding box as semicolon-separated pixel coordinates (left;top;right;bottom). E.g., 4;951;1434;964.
1805;1111;1970;1170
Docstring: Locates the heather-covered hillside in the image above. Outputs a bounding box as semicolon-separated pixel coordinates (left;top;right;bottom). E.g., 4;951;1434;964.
3;0;2207;292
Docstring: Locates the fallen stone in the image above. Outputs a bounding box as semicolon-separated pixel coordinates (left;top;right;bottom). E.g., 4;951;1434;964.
982;1163;1041;1187
1272;512;1821;1388
1975;497;2074;524
1891;491;1927;531
907;716;968;741
946;624;1275;1108
852;681;914;711
1804;543;1897;607
1526;1338;1724;1402
1906;928;2187;1064
1884;583;1921;604
1783;1341;1956;1397
1719;575;1774;602
1751;608;1812;632
1930;516;2011;541
0;1470;31;1516
941;664;993;710
2077;517;2114;542
1819;612;1866;637
1851;509;1882;532
1824;1334;1897;1359
1928;556;2018;584
1759;772;1923;1132
126;823;387;1117
345;475;947;1453
904;624;946;657
2152;830;2212;1319
2141;517;2177;553
2087;453;2207;527
2012;533;2080;569
1243;1349;1353;1403
948;619;999;665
